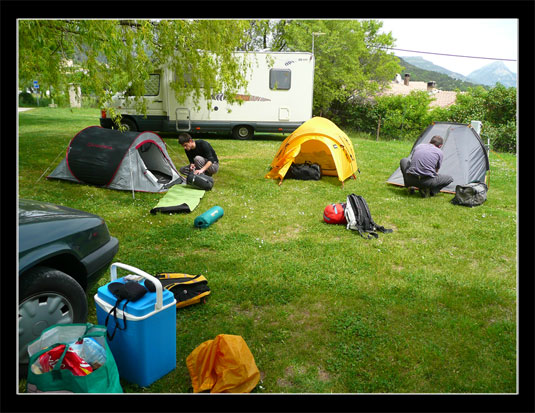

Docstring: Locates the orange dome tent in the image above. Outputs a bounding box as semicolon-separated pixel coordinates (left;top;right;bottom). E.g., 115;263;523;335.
265;117;358;185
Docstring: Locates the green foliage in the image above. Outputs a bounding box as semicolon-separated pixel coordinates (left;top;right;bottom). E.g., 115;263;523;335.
375;92;434;139
437;86;488;123
430;85;517;153
154;20;250;111
336;83;516;153
18;92;36;107
484;84;517;125
338;91;434;140
480;121;517;153
240;20;288;51
18;20;250;125
277;20;401;116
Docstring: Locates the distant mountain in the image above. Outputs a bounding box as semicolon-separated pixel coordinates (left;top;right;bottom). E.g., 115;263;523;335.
397;58;481;91
400;56;517;89
402;56;469;81
467;61;517;88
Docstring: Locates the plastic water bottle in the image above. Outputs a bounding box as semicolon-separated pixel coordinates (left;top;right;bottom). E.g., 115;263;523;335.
80;337;107;369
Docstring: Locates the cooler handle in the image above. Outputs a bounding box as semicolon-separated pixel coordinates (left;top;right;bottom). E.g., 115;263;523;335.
110;262;163;311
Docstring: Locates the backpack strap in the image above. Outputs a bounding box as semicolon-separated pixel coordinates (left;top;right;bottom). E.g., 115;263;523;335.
358;196;393;235
355;196;374;235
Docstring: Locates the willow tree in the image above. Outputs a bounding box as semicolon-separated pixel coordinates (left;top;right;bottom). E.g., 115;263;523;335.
18;19;250;124
275;20;401;116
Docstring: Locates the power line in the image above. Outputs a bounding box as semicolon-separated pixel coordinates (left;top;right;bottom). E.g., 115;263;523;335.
384;47;517;62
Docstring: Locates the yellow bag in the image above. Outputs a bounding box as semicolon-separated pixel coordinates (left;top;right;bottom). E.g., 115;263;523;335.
186;334;260;393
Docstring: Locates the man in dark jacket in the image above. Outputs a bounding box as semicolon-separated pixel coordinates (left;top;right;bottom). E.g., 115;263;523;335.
178;133;219;177
400;135;453;197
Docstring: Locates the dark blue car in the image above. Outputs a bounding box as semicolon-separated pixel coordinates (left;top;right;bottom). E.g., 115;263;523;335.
18;199;119;371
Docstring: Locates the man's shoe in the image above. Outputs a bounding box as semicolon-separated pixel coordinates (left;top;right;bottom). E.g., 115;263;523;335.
420;188;431;198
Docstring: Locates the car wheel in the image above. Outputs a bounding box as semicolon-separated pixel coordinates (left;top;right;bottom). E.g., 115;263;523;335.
232;125;254;140
18;266;88;374
120;118;138;132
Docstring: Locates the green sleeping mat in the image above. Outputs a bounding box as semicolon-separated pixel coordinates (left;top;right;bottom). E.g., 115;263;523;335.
150;185;206;214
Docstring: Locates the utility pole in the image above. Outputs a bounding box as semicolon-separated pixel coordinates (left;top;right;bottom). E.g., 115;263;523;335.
311;32;325;55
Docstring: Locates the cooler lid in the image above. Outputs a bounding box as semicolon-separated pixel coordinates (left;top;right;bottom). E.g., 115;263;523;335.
97;277;175;317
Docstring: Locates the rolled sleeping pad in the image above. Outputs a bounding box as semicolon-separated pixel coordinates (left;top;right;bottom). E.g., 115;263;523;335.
194;206;224;229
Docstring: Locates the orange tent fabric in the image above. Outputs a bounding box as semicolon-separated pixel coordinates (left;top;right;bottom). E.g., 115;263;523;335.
265;117;358;184
186;334;260;393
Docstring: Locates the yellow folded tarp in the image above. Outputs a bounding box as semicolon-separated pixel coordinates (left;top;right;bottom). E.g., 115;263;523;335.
186;334;260;393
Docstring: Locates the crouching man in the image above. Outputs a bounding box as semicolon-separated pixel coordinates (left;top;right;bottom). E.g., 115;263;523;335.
400;135;453;198
178;133;219;177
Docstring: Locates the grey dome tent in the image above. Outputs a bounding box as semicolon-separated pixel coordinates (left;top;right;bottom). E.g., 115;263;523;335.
47;126;182;192
386;122;489;193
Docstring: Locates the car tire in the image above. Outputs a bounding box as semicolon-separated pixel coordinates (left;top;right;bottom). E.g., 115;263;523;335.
120;117;138;132
232;125;254;140
18;266;88;376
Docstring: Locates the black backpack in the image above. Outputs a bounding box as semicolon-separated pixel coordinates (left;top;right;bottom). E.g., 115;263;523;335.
344;194;393;239
451;182;488;207
286;162;321;180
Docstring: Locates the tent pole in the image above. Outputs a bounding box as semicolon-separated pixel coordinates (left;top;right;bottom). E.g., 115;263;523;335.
129;151;135;200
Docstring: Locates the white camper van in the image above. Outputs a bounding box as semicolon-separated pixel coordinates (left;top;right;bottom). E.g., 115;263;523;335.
100;51;315;139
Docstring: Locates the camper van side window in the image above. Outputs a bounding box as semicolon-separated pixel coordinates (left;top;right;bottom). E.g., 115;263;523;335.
269;69;291;90
144;74;160;96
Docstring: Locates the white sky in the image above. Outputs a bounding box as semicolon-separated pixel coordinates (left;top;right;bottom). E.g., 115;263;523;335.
375;19;518;76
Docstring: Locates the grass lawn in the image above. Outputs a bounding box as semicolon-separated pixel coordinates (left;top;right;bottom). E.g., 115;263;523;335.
18;108;517;394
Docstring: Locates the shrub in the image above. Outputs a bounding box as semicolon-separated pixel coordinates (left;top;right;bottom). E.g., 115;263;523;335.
484;120;517;153
337;84;517;153
19;92;36;107
428;85;517;153
337;92;434;141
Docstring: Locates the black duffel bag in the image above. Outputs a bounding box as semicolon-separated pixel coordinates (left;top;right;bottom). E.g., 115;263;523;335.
286;162;321;180
186;172;214;190
450;182;488;207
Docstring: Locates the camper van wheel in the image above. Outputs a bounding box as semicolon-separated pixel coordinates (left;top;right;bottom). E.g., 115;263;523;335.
232;125;254;140
120;118;138;132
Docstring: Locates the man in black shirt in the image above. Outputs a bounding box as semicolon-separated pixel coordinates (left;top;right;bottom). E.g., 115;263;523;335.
178;133;219;177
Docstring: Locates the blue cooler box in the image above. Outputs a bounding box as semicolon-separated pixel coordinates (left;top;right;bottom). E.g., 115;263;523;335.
95;263;177;387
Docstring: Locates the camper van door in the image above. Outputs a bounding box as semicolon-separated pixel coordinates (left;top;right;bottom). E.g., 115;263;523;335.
144;72;165;117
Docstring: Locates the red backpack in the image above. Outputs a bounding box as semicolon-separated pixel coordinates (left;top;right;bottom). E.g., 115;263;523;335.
323;203;347;225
